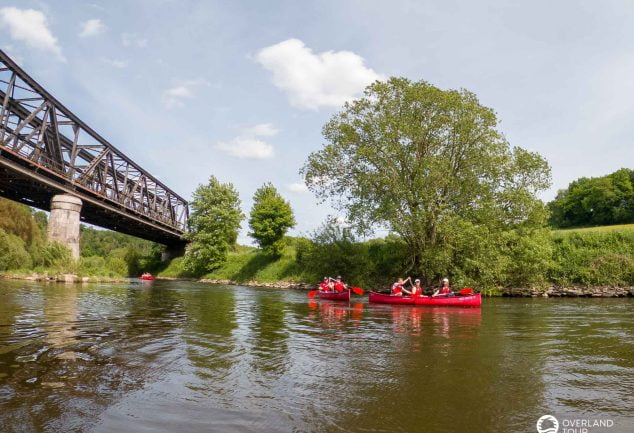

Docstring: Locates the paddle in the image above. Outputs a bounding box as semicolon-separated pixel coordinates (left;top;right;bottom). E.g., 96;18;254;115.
459;288;473;295
351;287;364;296
307;290;319;298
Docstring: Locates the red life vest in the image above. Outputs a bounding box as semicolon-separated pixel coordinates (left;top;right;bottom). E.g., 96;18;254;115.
412;285;423;297
391;283;403;295
440;287;451;294
334;282;345;293
319;282;330;291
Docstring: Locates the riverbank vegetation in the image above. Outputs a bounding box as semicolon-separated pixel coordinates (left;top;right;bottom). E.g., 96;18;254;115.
0;198;160;278
157;224;634;290
159;227;634;292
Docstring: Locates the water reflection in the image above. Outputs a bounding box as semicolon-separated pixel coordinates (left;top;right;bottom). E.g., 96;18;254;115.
181;286;238;390
44;285;78;360
0;282;632;433
247;291;289;375
0;281;187;432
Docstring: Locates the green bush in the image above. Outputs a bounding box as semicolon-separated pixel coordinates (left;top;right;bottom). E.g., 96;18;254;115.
366;236;408;286
550;229;634;286
0;228;32;271
296;223;374;287
0;198;44;246
78;256;126;277
30;241;72;269
79;256;106;274
106;257;128;276
504;228;554;288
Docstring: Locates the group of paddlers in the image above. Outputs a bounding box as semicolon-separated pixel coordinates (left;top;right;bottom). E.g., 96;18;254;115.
390;277;454;297
318;276;348;293
318;275;455;297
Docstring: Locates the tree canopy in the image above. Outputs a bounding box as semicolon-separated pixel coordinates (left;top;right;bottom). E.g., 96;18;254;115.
302;78;551;282
184;176;244;274
548;168;634;228
248;183;296;255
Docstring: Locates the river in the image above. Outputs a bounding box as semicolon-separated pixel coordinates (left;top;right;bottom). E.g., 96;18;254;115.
0;280;632;433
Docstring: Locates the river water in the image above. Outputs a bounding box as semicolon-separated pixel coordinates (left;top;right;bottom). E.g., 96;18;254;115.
0;281;632;433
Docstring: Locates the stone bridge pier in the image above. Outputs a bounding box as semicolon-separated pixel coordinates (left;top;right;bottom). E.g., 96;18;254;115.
47;194;82;259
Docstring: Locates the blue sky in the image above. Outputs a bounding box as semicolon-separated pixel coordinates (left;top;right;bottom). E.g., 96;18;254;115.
1;0;633;243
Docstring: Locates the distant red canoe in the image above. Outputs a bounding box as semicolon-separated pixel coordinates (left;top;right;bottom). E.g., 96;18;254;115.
140;275;155;281
368;292;481;307
319;290;351;301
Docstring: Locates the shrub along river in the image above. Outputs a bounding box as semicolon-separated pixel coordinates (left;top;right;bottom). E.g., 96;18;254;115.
0;280;632;433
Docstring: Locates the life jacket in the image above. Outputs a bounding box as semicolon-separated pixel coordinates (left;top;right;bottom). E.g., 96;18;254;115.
334;282;345;293
440;287;451;294
412;285;423;297
391;283;403;295
319;282;330;291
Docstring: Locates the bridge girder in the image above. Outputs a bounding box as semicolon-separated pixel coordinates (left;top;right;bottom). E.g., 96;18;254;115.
0;50;188;246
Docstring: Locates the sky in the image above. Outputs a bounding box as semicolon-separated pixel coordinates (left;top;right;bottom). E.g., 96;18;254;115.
1;0;633;244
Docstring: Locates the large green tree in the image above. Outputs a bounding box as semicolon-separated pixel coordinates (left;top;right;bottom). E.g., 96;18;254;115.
302;78;551;283
184;176;244;274
548;168;634;227
248;183;296;255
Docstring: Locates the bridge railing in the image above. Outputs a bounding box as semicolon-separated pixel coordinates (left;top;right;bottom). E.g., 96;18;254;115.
0;50;188;233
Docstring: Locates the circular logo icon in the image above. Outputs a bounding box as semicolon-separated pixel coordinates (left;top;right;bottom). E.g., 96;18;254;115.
536;415;559;433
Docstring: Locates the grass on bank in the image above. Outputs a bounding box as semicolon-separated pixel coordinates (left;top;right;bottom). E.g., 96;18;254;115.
158;243;317;283
552;223;634;234
549;225;634;287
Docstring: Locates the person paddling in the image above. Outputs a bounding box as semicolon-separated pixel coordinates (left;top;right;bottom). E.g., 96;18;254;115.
319;277;331;293
333;276;347;293
410;278;424;297
391;277;411;296
432;278;453;297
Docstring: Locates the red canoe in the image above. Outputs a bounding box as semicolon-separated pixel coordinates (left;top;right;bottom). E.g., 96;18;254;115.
318;290;351;301
368;292;481;307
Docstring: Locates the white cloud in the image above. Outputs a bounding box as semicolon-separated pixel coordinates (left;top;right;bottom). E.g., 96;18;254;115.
243;123;278;137
214;123;277;159
216;137;273;159
256;38;382;110
0;7;64;61
286;182;309;193
121;32;148;48
79;18;105;38
100;57;127;68
162;79;210;109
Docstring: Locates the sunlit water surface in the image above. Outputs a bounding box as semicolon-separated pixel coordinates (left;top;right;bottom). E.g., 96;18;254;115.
0;281;632;433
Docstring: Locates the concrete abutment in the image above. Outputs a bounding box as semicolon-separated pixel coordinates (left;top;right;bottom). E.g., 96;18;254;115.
47;194;82;259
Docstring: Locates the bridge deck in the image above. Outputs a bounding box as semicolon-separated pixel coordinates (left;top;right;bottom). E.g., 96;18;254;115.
0;50;188;246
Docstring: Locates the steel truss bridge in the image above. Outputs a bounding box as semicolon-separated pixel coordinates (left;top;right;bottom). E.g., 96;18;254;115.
0;50;188;245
